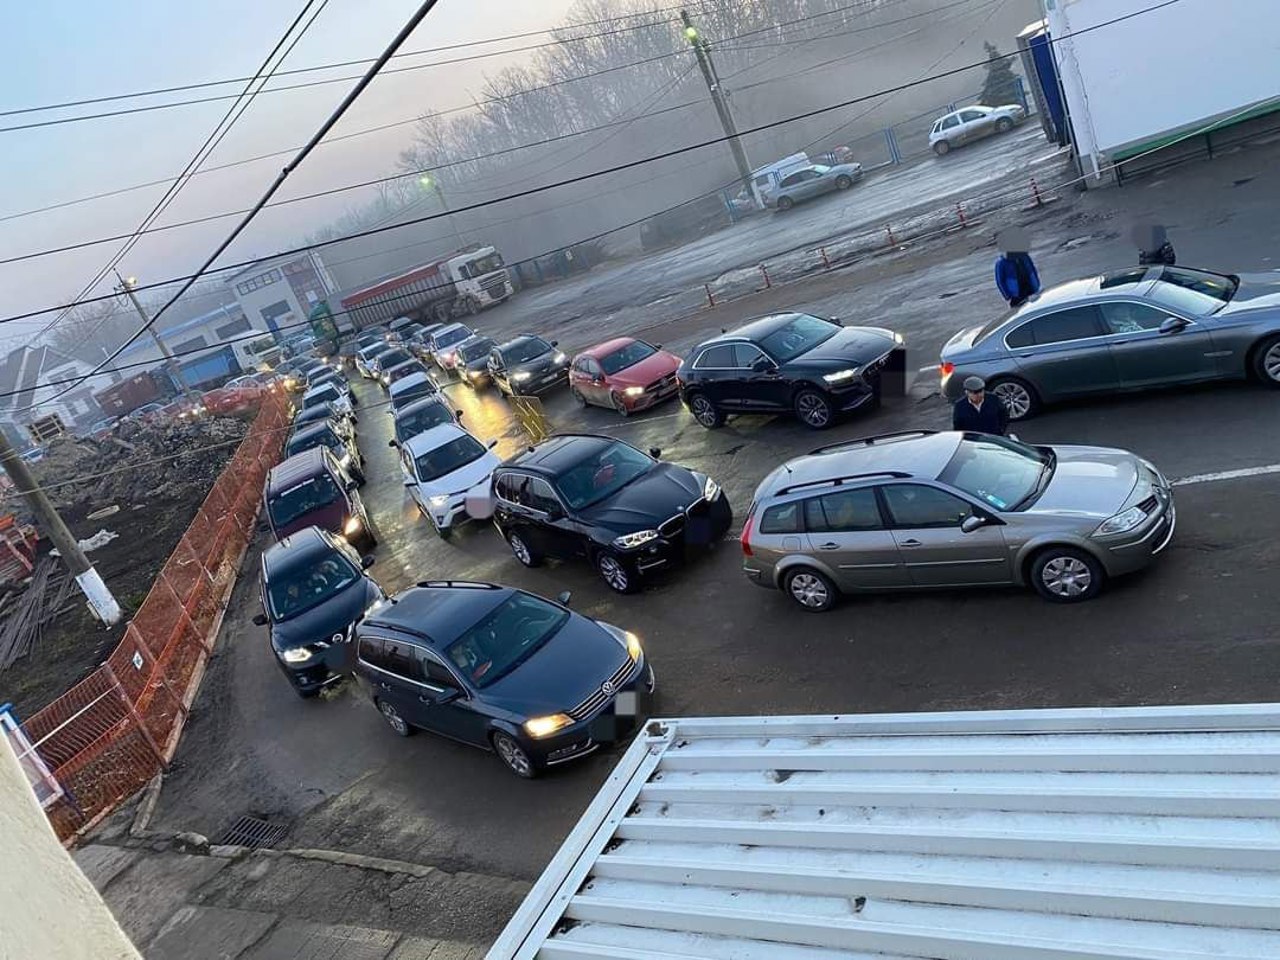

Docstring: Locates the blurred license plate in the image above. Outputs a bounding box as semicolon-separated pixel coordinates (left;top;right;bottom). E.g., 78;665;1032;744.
615;691;637;716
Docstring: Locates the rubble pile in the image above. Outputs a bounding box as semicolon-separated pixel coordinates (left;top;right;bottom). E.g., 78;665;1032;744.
26;416;251;515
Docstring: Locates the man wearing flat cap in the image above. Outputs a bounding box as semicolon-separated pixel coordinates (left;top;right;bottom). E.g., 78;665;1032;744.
951;376;1009;435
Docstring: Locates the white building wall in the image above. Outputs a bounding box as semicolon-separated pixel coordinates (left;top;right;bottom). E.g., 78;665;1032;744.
1048;0;1280;176
0;736;142;959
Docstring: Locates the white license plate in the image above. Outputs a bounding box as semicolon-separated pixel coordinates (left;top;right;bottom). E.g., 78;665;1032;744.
615;691;637;716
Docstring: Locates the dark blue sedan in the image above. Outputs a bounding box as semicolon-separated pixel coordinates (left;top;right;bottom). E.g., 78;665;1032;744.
351;582;655;777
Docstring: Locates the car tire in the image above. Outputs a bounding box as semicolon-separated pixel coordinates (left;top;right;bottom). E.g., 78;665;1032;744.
296;686;320;700
687;392;725;429
507;531;542;567
933;140;950;156
794;388;835;429
1250;334;1280;386
777;196;794;211
433;517;453;541
610;392;631;417
987;376;1040;421
835;175;852;190
571;387;588;407
492;731;538;779
377;698;413;737
595;550;640;594
995;116;1014;133
784;567;837;612
1030;547;1104;603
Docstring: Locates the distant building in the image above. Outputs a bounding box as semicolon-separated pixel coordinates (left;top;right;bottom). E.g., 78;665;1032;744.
225;250;336;341
0;345;101;444
113;302;267;390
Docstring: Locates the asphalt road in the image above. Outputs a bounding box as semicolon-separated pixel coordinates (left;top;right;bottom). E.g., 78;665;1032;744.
152;135;1280;933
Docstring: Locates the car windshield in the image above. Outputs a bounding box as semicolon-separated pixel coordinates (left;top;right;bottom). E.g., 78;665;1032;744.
458;338;494;362
269;473;341;527
379;349;411;367
502;336;552;364
599;340;658;375
1147;267;1236;315
392;379;436;408
553;441;654;509
436;328;470;349
303;387;339;408
811;164;830;174
288;428;342;458
445;592;568;688
395;402;452;441
757;314;840;363
467;253;504;275
938;435;1052;511
414;434;486;483
268;551;360;620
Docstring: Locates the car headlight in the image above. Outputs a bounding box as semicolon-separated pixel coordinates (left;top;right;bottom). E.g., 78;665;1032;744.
554;352;568;364
524;713;573;739
823;367;861;384
340;452;353;466
1094;505;1148;536
625;631;642;662
599;621;643;661
703;475;720;501
343;515;363;536
893;332;904;345
281;646;314;664
512;371;532;381
429;494;450;507
612;529;659;550
624;386;644;396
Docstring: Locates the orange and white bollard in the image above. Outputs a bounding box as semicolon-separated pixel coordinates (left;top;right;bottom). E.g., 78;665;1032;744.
759;263;772;288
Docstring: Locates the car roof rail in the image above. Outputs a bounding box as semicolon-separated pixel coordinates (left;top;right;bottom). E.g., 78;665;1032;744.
415;580;500;590
775;471;911;497
808;430;937;455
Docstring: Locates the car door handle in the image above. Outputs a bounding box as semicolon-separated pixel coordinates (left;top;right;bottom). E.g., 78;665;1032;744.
817;542;840;550
1112;339;1129;345
899;538;922;547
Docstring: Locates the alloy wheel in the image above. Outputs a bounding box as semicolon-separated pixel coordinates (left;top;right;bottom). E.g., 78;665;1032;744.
1264;342;1280;382
1040;556;1093;598
598;553;631;592
509;533;533;566
788;572;831;609
571;388;588;407
796;391;832;428
991;381;1033;420
690;395;719;427
611;392;629;416
379;700;409;736
494;733;534;778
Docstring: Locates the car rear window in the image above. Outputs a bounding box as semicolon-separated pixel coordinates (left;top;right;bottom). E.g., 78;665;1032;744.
436;328;471;349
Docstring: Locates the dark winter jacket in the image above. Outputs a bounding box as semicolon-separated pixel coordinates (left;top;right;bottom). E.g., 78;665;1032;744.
995;251;1041;305
952;394;1009;436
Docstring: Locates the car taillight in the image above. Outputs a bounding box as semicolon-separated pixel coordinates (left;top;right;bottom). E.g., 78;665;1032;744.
939;361;955;378
740;511;755;557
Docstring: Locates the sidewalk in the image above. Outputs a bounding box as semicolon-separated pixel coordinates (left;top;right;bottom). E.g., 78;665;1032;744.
74;835;529;960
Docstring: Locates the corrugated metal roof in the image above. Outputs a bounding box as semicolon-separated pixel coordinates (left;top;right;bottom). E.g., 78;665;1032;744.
488;704;1280;960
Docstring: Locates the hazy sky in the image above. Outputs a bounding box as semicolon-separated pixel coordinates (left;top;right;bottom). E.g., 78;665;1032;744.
0;0;579;340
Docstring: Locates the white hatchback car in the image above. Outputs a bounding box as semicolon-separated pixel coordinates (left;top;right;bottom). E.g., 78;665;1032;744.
388;371;438;415
399;423;501;538
929;103;1025;155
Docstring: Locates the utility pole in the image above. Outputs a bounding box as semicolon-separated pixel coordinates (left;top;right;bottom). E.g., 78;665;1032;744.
0;435;122;625
419;174;464;248
681;9;754;194
113;270;195;400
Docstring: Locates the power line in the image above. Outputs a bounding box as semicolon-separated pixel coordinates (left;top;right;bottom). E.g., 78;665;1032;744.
0;0;1184;332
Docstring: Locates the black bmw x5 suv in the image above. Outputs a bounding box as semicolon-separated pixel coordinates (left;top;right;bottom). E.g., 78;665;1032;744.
677;312;902;430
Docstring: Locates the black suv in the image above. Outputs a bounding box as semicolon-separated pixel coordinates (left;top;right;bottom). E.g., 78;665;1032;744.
253;526;382;697
488;335;570;397
489;434;732;593
351;581;656;777
676;312;901;430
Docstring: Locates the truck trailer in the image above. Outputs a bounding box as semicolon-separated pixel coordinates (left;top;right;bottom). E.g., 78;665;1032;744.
336;245;513;330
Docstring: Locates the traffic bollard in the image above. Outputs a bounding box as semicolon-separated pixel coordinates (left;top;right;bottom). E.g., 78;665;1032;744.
819;247;831;269
760;263;771;288
705;284;716;307
885;223;896;247
955;202;967;228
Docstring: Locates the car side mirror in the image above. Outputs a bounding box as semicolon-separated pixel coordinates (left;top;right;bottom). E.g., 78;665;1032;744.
346;478;359;491
1158;316;1188;334
649;447;662;459
487;438;499;449
544;504;564;522
960;515;986;534
751;357;776;373
252;612;268;626
388;439;398;448
257;521;270;533
435;687;462;705
550;339;559;347
361;554;375;569
556;590;572;606
455;410;464;421
403;477;414;487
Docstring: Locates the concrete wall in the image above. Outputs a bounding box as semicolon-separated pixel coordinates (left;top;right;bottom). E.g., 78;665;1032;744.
1048;0;1280;176
0;735;141;959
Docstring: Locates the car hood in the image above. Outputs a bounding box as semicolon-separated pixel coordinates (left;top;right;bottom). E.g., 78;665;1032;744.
1218;271;1280;314
480;615;631;716
576;462;702;533
796;326;897;367
509;351;563;376
1025;445;1141;519
271;578;380;654
607;351;681;387
414;451;501;498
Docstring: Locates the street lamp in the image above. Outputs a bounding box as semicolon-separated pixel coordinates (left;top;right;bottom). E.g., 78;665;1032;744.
420;173;462;246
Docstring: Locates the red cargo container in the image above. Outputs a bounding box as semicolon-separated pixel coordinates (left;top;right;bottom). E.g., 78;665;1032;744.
93;373;162;417
339;260;457;329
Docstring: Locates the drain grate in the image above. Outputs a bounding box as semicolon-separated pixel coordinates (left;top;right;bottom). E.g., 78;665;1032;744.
217;815;287;849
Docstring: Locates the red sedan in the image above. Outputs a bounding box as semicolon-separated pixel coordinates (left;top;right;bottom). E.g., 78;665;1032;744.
569;337;682;416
